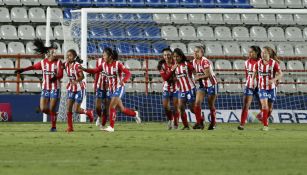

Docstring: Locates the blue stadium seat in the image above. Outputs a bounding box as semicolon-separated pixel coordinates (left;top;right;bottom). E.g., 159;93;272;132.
163;0;180;7
109;27;125;40
118;14;135;22
180;0;198;7
92;0;111;6
145;0;164;7
152;41;168;55
98;43;113;53
198;0;215;7
216;0;234;7
127;0;145;7
75;0;92;6
57;0;74;6
116;42;134;55
63;8;72;20
109;0;127;6
144;26;161;40
100;13;118;21
135;42;152;55
233;0;251;8
135;14;153;23
89;27;108;39
126;26;143;40
88;43;98;54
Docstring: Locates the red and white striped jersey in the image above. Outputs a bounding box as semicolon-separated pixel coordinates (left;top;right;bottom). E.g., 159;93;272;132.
159;62;177;92
175;62;195;92
24;59;63;90
192;57;217;88
95;58;108;91
65;62;86;92
244;58;259;89
254;59;281;90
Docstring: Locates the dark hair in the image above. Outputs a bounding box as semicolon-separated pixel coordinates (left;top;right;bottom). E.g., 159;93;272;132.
33;38;58;55
263;46;280;63
157;47;172;70
67;49;83;64
103;47;118;61
173;48;188;63
250;45;261;60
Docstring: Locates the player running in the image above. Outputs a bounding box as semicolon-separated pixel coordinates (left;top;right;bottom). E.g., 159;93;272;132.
252;46;282;131
80;47;141;132
64;49;94;132
192;46;218;130
158;48;180;130
15;38;63;132
238;46;262;130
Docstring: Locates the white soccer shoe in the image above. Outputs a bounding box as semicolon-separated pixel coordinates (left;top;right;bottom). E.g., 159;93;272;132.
262;126;269;131
95;117;101;126
99;125;105;131
103;126;114;132
167;120;174;130
134;111;142;124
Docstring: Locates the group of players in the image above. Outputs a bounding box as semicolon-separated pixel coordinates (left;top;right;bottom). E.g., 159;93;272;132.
15;38;282;132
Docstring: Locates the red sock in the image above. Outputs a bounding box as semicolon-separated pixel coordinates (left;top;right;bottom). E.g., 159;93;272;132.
122;108;136;117
96;109;102;117
50;111;56;128
109;108;116;128
210;108;216;124
262;109;269;126
181;113;189;127
173;112;179;126
240;109;248;126
194;105;202;124
67;112;73;129
102;114;107;126
166;110;173;121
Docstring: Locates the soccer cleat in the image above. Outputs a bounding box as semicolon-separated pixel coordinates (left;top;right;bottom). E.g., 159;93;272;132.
167;120;174;130
99;125;105;131
87;110;94;123
50;127;57;132
192;122;205;130
95;117;101;126
237;125;244;130
66;127;74;132
181;126;190;130
256;112;263;122
262;126;269;131
134;112;142;124
208;123;216;130
103;126;114;132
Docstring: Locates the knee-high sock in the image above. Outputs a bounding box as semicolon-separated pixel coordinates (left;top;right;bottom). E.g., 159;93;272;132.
67;112;73;129
50;111;57;128
210;108;216;124
240;109;248;126
96;108;102;118
173;112;179;126
109;108;116;128
262;109;269;126
194;105;202;124
166;110;173;121
122;108;136;117
181;113;189;127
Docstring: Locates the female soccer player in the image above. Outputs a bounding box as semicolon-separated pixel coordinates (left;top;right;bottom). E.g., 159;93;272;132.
80;48;141;132
157;48;179;130
238;46;262;130
94;56;109;129
192;46;218;130
168;48;196;130
15;38;63;132
252;46;282;131
64;49;94;132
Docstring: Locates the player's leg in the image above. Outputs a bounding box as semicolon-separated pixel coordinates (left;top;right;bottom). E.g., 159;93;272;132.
74;90;94;123
193;89;205;129
172;95;179;129
178;96;189;129
238;94;253;130
48;89;60;132
207;94;217;130
66;97;74;132
40;90;50;114
101;98;110;128
95;91;103;126
260;98;269;130
162;92;173;129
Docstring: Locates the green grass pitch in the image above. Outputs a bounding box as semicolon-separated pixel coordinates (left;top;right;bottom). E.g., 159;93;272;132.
0;123;306;175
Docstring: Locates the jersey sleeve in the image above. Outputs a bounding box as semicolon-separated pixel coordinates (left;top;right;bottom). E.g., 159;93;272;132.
244;60;248;79
56;60;64;79
118;62;131;83
202;60;210;69
273;61;281;72
84;65;102;74
23;61;42;71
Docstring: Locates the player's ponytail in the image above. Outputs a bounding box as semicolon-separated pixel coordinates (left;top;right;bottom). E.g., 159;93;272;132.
33;38;57;55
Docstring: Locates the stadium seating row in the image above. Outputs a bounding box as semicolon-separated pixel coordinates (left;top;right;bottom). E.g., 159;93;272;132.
1;76;306;93
161;26;307;42
0;7;63;23
0;0;57;6
0;25;63;40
